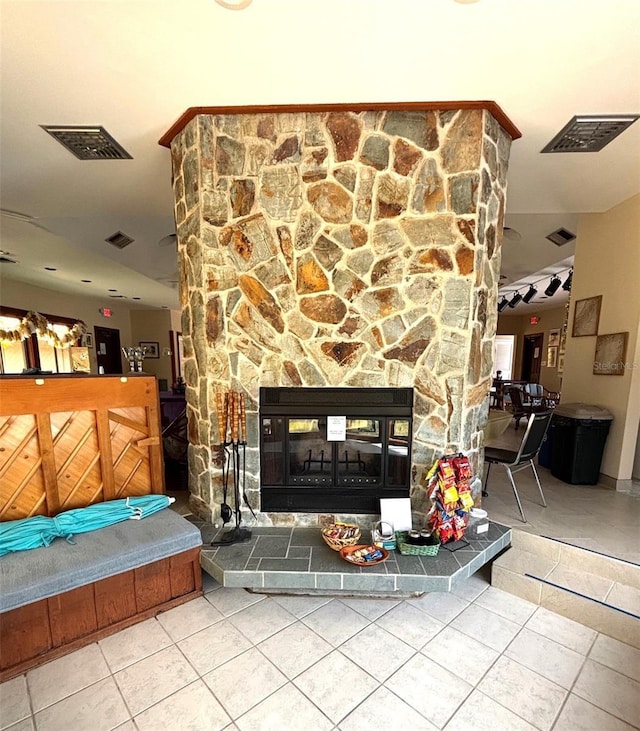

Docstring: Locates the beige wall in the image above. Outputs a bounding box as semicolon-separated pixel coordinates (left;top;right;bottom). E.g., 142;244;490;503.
130;309;175;386
562;194;640;484
498;305;567;393
0;279;134;373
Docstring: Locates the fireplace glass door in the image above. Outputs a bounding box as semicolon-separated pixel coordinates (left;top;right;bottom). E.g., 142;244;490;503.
259;388;413;513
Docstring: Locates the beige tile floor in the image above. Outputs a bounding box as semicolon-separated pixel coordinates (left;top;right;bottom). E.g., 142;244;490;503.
3;423;638;731
2;568;639;731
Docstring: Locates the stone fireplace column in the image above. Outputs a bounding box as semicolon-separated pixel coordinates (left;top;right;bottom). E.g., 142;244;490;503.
161;102;519;525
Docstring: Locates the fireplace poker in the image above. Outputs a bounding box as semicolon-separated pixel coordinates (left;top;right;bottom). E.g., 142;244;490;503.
212;389;252;546
216;391;232;525
239;392;256;519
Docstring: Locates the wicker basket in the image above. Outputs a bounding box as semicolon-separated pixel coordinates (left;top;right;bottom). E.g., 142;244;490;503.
321;522;361;551
395;531;440;556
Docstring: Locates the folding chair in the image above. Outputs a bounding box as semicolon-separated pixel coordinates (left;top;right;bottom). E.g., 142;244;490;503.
482;410;553;522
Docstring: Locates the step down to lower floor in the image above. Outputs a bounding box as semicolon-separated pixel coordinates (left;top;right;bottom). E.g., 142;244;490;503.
492;531;640;649
194;521;511;596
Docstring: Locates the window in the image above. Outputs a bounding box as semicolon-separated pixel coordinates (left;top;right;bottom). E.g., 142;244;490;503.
0;309;80;374
494;335;515;380
36;325;73;373
0;317;27;373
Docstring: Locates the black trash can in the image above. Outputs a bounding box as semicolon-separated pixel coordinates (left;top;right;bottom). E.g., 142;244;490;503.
549;403;613;484
538;429;552;468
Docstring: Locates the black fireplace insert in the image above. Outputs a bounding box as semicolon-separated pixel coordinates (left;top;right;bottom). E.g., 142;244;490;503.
259;387;413;513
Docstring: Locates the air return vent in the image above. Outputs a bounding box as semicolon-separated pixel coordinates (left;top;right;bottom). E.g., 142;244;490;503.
105;231;134;249
541;115;639;153
40;125;132;160
546;227;576;246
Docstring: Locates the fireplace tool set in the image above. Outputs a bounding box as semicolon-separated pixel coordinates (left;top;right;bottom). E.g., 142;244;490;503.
211;389;255;546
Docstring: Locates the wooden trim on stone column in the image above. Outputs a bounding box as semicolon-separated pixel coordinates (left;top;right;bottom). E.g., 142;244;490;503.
158;100;521;148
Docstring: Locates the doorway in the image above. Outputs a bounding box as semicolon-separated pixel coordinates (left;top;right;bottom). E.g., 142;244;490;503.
94;326;123;374
522;333;544;383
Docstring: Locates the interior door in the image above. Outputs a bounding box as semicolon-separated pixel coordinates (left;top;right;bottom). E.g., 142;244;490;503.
94;326;122;374
522;333;543;383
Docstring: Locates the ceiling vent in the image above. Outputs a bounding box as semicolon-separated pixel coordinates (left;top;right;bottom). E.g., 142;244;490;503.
105;230;134;249
0;256;17;264
40;125;132;160
546;227;576;246
541;115;639;153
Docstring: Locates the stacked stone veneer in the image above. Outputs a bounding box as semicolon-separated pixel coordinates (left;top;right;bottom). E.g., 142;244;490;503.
168;107;512;526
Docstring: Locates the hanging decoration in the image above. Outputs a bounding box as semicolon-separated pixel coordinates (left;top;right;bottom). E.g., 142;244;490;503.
0;311;87;348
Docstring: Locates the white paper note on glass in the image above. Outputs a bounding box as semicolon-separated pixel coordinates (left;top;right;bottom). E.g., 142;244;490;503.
327;415;346;441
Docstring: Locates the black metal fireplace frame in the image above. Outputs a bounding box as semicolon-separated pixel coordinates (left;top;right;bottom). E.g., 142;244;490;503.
259;387;413;514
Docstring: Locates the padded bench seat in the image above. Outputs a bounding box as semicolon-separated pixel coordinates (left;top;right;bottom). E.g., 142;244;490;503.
0;508;202;613
0;509;203;681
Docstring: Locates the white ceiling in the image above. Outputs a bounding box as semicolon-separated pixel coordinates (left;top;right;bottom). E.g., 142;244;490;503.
1;0;639;313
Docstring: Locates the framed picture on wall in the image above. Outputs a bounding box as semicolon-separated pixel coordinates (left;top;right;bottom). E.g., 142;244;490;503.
572;295;602;337
83;333;93;348
547;346;558;368
140;341;159;358
593;332;628;375
557;352;565;374
548;328;561;347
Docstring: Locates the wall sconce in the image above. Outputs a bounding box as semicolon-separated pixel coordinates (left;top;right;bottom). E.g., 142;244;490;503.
544;276;562;297
562;270;573;291
522;285;538;303
497;296;509;313
508;292;522;308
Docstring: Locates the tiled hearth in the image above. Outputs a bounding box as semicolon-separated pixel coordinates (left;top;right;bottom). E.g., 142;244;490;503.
194;522;510;595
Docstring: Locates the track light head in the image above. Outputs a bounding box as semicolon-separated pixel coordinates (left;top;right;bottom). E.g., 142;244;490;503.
508;292;522;308
544;276;562;297
522;285;538;304
497;296;509;313
562;270;573;291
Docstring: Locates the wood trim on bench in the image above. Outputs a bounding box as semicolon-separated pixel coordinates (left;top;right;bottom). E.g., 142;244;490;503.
0;548;202;682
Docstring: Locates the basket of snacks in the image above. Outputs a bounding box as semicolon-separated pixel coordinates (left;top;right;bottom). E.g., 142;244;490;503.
340;544;389;566
321;522;361;551
395;530;440;557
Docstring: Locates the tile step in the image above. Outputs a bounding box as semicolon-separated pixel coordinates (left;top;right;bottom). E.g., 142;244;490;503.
509;529;640;588
492;533;639;648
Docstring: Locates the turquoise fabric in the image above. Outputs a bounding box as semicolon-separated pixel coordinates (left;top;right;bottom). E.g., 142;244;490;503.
0;495;173;556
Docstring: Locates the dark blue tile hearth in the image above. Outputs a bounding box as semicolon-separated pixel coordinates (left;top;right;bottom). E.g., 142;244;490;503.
199;521;511;596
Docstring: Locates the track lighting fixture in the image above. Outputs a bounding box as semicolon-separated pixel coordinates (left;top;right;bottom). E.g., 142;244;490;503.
508;292;522;308
498;265;573;311
544;276;562;297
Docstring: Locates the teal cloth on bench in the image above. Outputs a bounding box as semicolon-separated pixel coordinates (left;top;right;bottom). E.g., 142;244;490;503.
0;495;174;556
0;509;202;613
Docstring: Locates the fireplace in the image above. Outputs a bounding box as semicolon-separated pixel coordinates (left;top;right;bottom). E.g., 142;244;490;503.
161;102;519;526
259;387;412;513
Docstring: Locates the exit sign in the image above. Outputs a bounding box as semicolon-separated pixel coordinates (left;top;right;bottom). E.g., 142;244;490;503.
530;316;539;325
100;308;112;317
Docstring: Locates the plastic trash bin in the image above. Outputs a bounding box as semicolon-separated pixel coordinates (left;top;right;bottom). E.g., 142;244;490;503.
549;403;613;484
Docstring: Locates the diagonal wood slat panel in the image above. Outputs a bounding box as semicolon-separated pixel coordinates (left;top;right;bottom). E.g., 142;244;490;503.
0;415;47;520
0;376;165;521
51;411;104;510
109;407;152;498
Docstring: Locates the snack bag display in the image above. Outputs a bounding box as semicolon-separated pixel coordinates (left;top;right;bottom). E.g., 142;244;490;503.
426;453;475;543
